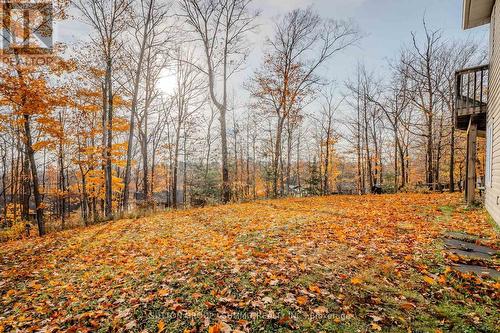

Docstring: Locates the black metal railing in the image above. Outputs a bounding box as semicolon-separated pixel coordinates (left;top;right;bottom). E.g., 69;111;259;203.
455;64;489;117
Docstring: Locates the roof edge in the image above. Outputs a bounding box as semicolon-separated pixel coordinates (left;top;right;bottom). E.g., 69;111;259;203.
463;0;494;29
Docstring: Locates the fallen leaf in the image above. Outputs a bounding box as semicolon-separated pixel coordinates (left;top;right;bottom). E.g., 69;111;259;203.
158;289;169;297
157;319;165;333
208;322;222;333
262;296;273;304
309;284;321;294
423;276;436;285
296;296;308;305
400;302;416;310
313;306;328;315
125;320;137;330
350;277;363;285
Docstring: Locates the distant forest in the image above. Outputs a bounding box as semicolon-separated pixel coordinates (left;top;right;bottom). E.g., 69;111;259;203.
0;0;486;236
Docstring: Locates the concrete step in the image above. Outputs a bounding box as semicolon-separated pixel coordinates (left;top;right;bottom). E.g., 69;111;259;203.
452;263;500;279
442;232;499;279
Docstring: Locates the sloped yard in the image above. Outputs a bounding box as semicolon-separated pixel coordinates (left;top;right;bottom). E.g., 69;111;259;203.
0;193;498;332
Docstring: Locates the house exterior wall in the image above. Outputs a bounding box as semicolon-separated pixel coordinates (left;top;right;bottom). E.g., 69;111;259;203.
485;0;500;225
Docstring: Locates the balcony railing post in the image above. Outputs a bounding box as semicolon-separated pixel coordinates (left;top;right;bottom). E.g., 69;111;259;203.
467;72;470;109
455;64;489;122
480;68;484;106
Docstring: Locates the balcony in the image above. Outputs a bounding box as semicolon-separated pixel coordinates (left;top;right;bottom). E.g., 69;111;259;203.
455;64;488;132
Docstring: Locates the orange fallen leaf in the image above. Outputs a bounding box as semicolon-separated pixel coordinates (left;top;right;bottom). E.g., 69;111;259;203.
171;303;183;311
208;322;222;333
296;296;308;305
400;302;416;310
157;319;165;333
309;284;321;294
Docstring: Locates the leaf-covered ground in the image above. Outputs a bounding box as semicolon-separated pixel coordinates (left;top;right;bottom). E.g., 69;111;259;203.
1;193;499;332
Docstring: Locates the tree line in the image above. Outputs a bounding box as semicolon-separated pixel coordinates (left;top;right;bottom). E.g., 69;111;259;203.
0;0;486;237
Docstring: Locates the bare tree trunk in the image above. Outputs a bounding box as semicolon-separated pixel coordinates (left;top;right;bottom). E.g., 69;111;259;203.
123;0;156;211
21;153;30;221
104;60;114;219
296;127;301;192
58;139;66;229
286;120;293;195
273;117;285;197
450;103;456;192
427;119;433;188
172;125;181;208
356;81;363;195
23;114;45;236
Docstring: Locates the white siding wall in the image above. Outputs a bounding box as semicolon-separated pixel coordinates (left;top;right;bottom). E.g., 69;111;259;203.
485;1;500;225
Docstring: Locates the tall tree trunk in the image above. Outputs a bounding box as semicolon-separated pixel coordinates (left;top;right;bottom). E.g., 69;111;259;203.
58;140;66;229
123;2;153;211
356;92;362;195
296;128;301;192
23;115;44;236
324;133;330;195
104;59;114;218
21;153;30;221
450;102;455;192
286;122;293;195
427;117;433;188
273;117;285;197
172;126;181;208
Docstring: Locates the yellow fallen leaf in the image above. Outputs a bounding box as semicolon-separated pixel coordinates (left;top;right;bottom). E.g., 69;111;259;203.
423;276;436;285
158;289;169;297
371;322;382;331
350;277;362;285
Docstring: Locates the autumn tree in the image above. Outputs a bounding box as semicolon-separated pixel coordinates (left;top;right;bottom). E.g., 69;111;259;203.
316;87;342;194
179;0;258;203
73;0;131;218
122;0;171;210
169;49;205;207
249;8;360;197
0;55;73;235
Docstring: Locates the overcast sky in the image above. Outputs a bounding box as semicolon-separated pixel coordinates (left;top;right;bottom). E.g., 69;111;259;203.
249;0;488;84
57;0;489;100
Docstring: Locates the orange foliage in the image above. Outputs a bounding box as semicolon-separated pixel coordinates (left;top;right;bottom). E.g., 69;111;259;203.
0;193;498;331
